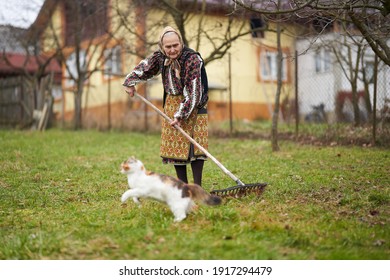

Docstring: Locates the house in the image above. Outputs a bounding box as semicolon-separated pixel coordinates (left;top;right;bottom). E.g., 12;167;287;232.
296;29;390;123
27;0;302;130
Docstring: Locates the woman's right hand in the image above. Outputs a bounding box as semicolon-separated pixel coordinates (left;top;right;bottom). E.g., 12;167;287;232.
123;85;135;97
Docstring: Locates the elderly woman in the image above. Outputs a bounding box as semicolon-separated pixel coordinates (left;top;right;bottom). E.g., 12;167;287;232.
122;26;208;187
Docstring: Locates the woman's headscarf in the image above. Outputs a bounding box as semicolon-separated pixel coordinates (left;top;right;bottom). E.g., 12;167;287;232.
158;26;184;79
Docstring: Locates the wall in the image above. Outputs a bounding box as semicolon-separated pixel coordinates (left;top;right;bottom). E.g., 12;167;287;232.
44;1;299;128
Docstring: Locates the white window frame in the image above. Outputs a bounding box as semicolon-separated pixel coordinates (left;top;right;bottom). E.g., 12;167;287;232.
65;50;87;87
315;48;332;74
363;60;375;83
260;50;287;82
104;45;122;77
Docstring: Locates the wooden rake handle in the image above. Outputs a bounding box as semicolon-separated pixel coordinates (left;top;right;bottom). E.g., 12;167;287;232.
134;92;245;186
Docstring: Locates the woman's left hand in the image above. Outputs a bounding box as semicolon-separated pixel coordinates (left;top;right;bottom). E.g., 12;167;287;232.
170;118;181;127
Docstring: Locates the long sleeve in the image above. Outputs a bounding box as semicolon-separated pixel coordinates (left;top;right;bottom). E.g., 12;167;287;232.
122;51;164;87
174;54;203;120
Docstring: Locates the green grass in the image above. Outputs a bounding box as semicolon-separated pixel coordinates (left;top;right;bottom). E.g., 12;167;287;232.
0;129;389;260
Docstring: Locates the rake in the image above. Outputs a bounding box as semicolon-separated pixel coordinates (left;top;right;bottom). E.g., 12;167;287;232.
134;92;267;198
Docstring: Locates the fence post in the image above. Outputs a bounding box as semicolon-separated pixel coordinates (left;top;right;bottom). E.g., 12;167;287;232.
371;54;378;145
295;50;299;139
229;52;233;134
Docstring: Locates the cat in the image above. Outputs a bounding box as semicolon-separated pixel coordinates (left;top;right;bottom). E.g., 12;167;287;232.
120;156;222;222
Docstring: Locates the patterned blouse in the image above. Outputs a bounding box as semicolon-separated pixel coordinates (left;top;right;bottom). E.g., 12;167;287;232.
123;47;204;120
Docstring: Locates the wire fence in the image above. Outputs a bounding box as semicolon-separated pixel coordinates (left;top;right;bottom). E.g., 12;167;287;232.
1;48;389;146
299;58;388;124
277;50;390;144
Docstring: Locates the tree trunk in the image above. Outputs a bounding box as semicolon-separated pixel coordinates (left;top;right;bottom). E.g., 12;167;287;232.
73;86;83;130
351;46;362;127
271;2;282;152
351;82;360;126
363;79;372;122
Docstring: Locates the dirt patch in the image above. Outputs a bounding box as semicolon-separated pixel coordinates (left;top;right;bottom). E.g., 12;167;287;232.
210;127;390;148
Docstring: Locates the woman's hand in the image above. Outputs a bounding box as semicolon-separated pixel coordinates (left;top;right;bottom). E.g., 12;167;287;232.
170;118;181;127
123;85;135;97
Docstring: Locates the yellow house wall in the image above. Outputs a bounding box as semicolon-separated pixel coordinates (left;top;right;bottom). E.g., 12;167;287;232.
51;3;299;125
63;4;145;116
138;11;298;120
41;4;64;53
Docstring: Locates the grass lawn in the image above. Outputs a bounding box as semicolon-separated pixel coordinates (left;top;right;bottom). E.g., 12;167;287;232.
0;129;389;260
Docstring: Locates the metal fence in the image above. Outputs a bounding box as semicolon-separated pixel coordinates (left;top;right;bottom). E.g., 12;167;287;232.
302;64;387;124
281;51;390;135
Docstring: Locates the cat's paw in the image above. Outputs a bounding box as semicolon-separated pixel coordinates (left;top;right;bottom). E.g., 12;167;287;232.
120;194;128;203
173;215;186;222
133;197;141;205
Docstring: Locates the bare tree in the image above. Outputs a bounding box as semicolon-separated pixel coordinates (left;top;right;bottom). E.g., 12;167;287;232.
113;0;267;65
111;0;271;132
232;0;389;148
327;34;364;125
0;25;60;127
35;0;122;130
232;0;390;66
271;0;283;152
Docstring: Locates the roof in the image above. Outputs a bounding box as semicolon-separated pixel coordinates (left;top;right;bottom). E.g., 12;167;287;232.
28;0;59;40
0;52;61;75
0;25;28;53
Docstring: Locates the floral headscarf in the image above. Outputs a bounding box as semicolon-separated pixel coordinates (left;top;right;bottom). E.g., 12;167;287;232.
158;26;184;78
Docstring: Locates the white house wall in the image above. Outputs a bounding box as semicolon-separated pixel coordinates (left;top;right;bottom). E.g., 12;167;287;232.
297;34;389;121
296;35;335;115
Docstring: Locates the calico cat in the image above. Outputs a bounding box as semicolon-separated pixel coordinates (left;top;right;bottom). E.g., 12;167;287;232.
120;156;221;222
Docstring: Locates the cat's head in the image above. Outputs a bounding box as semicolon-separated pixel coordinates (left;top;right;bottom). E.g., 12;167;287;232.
120;156;145;174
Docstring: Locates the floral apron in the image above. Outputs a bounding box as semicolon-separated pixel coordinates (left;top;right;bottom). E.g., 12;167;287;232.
160;94;208;162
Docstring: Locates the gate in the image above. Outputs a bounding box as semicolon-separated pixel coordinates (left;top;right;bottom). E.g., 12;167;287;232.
0;76;33;128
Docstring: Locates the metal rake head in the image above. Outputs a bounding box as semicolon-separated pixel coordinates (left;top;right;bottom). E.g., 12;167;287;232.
210;183;267;198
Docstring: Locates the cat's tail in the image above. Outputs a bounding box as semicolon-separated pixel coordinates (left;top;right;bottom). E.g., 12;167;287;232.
183;184;222;206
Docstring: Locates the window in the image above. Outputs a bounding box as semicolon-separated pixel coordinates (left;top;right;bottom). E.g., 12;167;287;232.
104;45;122;77
250;18;264;38
65;50;87;87
323;50;331;71
315;50;322;73
51;86;62;101
260;50;287;81
363;60;374;83
315;48;332;73
64;0;108;45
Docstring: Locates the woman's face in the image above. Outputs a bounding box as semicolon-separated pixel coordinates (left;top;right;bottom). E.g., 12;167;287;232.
162;32;182;59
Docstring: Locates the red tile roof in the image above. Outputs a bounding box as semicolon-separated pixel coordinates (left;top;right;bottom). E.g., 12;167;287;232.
0;53;61;75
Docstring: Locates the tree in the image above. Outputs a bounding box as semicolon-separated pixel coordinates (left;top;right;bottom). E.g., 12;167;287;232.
328;31;375;126
232;0;390;66
271;0;283;151
232;0;390;147
113;0;268;65
0;24;60;128
111;0;269;131
59;0;113;130
30;0;124;130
